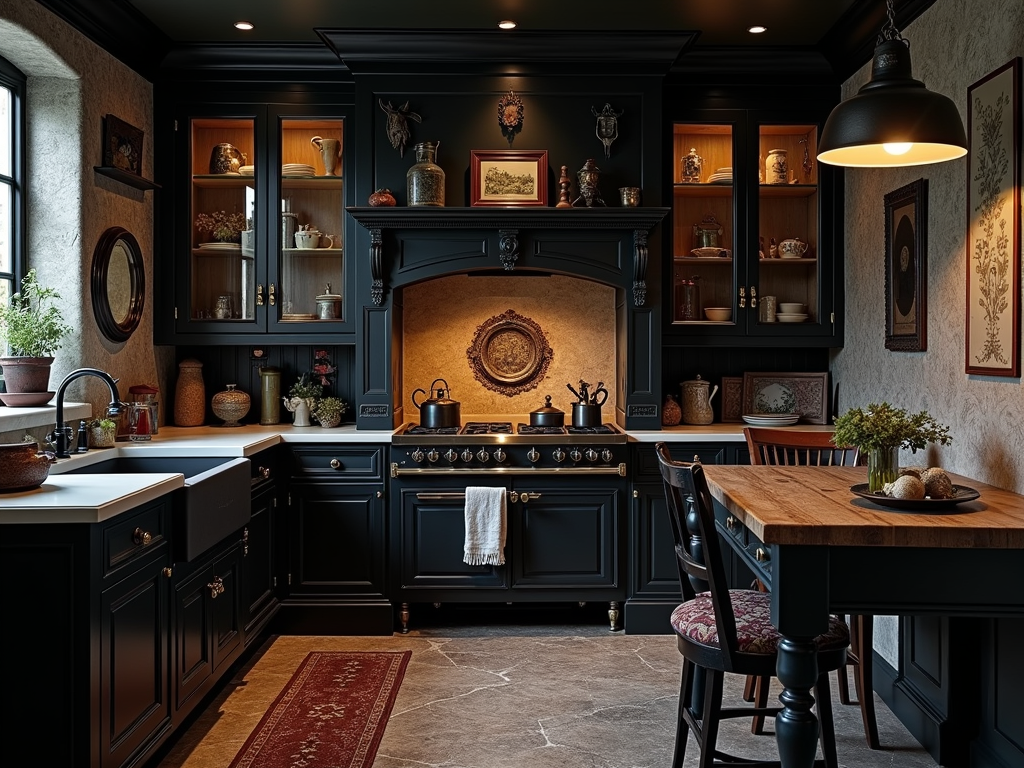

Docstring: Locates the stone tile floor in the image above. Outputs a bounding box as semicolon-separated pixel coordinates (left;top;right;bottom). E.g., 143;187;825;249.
153;616;937;768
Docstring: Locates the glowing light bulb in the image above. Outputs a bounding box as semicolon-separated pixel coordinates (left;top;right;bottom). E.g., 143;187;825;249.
234;21;254;30
883;142;912;156
498;20;517;30
747;25;768;34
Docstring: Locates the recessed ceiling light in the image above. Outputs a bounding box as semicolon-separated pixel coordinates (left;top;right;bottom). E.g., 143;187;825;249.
498;20;517;30
747;25;768;34
234;21;254;31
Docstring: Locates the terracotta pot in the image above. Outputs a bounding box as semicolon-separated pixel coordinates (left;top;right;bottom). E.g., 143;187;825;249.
0;442;56;492
0;356;54;393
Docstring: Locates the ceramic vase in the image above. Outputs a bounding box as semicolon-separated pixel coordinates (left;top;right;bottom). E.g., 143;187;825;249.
662;394;682;426
258;367;281;425
284;396;313;427
212;384;251;427
174;358;206;426
867;446;900;492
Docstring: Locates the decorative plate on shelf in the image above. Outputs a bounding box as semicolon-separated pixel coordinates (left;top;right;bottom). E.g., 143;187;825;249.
776;313;808;323
691;247;731;258
850;484;981;511
741;413;801;426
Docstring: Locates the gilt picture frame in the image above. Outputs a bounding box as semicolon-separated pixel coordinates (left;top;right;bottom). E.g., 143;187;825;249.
102;114;144;177
966;57;1021;377
884;179;928;352
470;149;548;207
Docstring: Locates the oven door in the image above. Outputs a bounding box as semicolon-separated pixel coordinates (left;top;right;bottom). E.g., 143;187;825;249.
392;478;510;595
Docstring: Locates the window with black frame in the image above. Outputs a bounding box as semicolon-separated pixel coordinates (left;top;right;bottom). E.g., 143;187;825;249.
0;54;25;311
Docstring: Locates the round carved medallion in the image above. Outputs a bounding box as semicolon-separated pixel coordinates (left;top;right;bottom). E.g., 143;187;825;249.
467;309;553;396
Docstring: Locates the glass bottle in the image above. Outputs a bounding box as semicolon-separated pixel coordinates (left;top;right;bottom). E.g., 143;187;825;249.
258;366;281;425
407;141;445;207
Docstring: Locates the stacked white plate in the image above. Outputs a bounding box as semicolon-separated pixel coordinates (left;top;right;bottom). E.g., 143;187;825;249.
239;165;255;176
707;166;732;184
776;313;809;323
742;413;801;426
282;163;315;177
197;242;241;251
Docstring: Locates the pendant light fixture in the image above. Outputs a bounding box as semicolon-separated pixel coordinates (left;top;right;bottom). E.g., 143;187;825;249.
817;0;966;167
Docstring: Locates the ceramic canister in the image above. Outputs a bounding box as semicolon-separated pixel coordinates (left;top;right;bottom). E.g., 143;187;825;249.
766;148;788;185
174;358;206;426
258;367;282;425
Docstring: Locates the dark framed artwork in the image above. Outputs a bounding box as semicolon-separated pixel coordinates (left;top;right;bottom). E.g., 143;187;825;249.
741;371;830;424
966;57;1021;377
470;149;548;207
102;114;144;176
884;178;928;352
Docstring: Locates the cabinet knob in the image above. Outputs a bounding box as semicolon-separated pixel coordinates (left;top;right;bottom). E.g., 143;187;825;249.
376;490;383;498
726;515;737;529
207;576;225;599
750;286;757;307
268;283;276;306
329;458;341;469
738;286;746;308
632;489;639;498
162;567;173;579
256;284;264;306
258;466;271;479
755;547;769;562
133;527;152;546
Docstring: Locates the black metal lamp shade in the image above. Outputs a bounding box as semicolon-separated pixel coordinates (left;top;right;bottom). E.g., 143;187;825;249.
818;39;967;167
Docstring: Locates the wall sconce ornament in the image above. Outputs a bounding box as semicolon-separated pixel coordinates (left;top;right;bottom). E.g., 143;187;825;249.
379;99;422;158
592;103;623;159
497;90;524;147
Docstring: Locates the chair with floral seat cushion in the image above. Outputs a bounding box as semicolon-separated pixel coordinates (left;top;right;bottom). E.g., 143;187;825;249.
742;426;880;750
656;442;849;768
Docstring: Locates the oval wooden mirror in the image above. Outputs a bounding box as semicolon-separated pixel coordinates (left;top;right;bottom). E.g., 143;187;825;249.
92;226;145;342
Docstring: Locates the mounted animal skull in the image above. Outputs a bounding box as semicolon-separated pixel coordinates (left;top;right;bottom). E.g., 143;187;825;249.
379;99;422;157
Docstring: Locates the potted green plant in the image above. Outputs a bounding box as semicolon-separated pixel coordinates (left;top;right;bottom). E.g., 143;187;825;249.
283;373;323;427
832;402;952;491
312;396;347;428
88;417;118;448
0;269;74;397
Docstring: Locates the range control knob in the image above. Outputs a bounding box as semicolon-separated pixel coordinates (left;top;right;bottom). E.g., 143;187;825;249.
552;447;566;463
443;448;458;463
584;448;599;462
527;447;540;463
411;448;425;463
493;448;507;464
460;448;474;463
427;449;440;463
476;448;490;463
569;447;582;463
600;448;613;463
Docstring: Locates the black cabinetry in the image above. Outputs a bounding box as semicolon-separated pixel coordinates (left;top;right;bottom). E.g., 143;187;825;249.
242;452;284;642
391;476;625;632
279;445;391;634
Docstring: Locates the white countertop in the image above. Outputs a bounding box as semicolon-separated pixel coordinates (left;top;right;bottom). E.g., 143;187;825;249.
0;472;183;524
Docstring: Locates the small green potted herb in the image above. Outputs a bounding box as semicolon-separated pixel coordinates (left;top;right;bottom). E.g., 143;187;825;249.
832;402;952;491
312;396;347;428
88;417;118;448
0;269;74;394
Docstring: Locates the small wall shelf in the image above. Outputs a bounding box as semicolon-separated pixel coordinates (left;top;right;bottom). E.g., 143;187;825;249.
94;166;160;190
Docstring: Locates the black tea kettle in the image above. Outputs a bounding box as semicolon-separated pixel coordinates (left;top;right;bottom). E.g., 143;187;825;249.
411;378;461;429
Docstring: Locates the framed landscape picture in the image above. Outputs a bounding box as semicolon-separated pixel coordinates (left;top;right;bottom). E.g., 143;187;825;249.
884;179;927;351
741;371;830;424
470;149;548;207
966;57;1020;377
102;114;144;176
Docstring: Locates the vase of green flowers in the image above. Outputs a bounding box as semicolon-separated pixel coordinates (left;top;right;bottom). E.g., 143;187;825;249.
832;402;952;492
312;396;347;428
0;269;74;396
283;373;322;427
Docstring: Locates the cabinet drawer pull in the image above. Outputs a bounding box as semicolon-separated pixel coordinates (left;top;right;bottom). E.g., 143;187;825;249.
330;458;341;469
376;490;383;498
632;489;639;498
268;283;276;306
755;547;769;562
726;515;737;529
208;576;225;599
133;527;152;546
256;284;264;306
258;466;271;479
162;567;173;579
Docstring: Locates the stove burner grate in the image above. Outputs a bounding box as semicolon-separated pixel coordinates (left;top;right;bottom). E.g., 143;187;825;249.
566;424;615;435
517;423;566;435
407;425;460;435
461;422;513;435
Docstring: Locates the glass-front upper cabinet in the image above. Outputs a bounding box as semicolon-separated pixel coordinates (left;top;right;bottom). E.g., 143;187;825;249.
168;103;352;342
271;115;345;331
668;112;839;345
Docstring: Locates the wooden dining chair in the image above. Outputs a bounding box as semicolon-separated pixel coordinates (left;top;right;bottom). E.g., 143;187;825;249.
655;442;849;768
742;426;881;750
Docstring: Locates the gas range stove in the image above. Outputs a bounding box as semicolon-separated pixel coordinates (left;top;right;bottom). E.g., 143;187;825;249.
391;421;627;476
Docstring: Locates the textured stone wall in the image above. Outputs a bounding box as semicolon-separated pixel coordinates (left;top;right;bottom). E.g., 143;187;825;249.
0;1;173;420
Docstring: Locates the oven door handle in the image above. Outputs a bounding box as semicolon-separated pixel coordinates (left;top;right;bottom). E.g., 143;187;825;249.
392;463;627;477
509;491;542;503
413;490;544;503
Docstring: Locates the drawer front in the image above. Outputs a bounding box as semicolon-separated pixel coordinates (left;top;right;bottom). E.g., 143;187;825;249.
714;503;747;548
103;499;169;576
290;446;384;480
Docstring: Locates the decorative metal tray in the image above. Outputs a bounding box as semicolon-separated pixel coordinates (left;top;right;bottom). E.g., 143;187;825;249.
850;483;980;511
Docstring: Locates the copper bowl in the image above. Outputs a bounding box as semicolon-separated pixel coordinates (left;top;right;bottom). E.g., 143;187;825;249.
0;442;57;493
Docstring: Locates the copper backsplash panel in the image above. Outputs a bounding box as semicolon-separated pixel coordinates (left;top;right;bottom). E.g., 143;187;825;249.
402;274;617;417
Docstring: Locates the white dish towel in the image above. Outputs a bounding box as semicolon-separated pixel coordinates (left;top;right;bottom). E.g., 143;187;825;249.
463;486;507;566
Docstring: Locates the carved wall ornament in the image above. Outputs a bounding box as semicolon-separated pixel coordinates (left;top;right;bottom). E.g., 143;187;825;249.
467;308;553;396
497;90;524;148
592;103;623;159
379;99;422;157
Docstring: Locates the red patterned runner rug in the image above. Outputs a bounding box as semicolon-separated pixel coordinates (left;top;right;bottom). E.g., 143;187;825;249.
228;651;411;768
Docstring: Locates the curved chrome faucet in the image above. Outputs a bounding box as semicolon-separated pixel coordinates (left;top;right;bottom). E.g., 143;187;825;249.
50;368;123;458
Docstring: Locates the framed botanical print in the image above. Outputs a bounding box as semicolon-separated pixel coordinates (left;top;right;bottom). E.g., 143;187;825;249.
884;179;927;351
966;57;1021;377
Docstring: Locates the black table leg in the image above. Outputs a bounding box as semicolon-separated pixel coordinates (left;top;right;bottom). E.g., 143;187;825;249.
775;635;820;768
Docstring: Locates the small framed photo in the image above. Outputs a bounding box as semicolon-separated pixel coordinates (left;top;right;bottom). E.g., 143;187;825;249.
720;376;744;423
741;371;830;424
103;114;144;176
470;149;548;207
884;178;928;352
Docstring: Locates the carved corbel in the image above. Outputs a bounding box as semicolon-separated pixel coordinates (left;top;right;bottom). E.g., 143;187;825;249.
369;227;384;305
498;229;519;271
632;229;648;306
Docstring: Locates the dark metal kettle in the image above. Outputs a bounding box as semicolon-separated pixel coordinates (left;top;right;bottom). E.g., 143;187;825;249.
410;378;461;429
